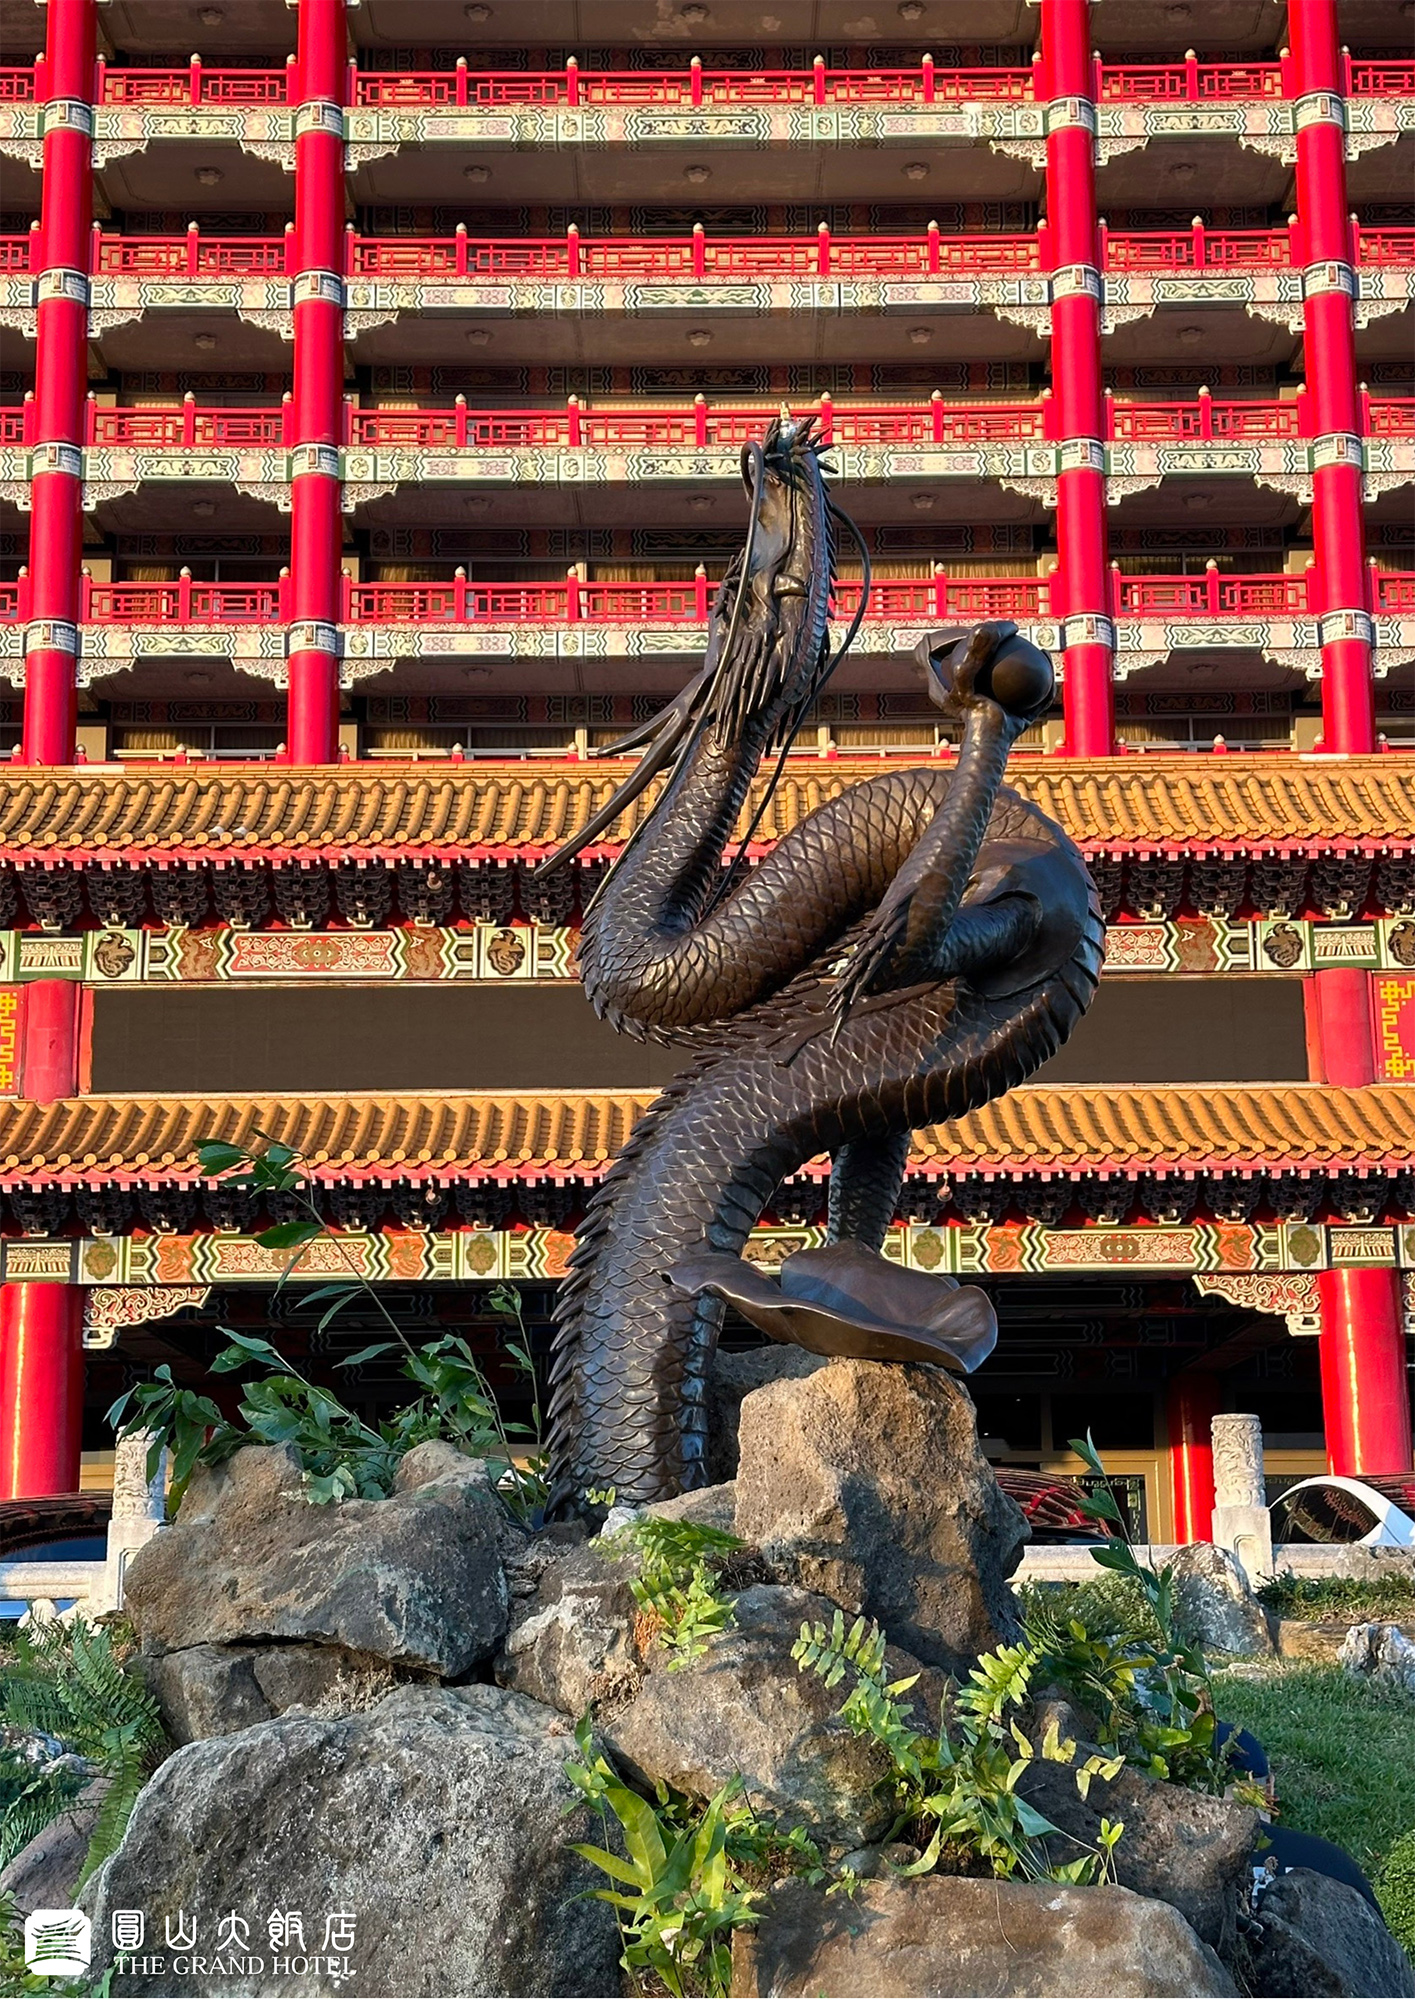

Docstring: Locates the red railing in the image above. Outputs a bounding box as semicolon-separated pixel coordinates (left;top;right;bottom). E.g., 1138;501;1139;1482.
82;578;284;623
346;396;1051;450
345;226;1041;280
91;228;288;277
99;61;288;104
2;57;1412;111
4;393;1407;455
84;399;287;448
1;570;1411;629
0;224;1403;285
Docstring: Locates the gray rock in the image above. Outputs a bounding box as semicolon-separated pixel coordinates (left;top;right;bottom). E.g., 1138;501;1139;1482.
708;1345;827;1483
124;1443;508;1677
1020;1751;1258;1957
643;1482;740;1535
0;1778;107;1915
496;1538;647;1715
93;1684;623;1998
1171;1543;1273;1657
142;1642;412;1745
731;1876;1238;1997
1337;1621;1415;1694
603;1582;943;1850
1276;1620;1353;1663
139;1646;274;1744
733;1358;1026;1674
389;1438;493;1492
1251;1867;1415;1997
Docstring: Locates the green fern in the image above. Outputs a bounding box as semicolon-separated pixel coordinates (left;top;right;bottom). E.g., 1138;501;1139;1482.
0;1619;167;1888
610;1519;745;1670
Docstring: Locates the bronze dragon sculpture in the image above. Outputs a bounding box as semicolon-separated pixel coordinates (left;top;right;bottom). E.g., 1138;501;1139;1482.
539;416;1103;1513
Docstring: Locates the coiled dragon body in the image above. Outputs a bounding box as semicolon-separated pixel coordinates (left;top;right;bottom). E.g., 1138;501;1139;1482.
541;417;1103;1511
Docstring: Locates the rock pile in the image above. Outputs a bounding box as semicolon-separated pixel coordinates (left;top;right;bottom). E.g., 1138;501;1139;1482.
83;1350;1415;1999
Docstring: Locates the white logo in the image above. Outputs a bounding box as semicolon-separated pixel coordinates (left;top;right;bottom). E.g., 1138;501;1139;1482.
111;1909;145;1951
23;1908;92;1977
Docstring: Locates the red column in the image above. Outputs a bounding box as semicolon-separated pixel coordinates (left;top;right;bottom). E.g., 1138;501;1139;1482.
22;0;95;767
18;979;81;1103
1041;0;1113;758
1289;0;1374;753
1303;962;1412;1471
287;0;347;765
1;975;84;1498
0;1285;84;1498
1318;1268;1412;1476
1167;1373;1220;1543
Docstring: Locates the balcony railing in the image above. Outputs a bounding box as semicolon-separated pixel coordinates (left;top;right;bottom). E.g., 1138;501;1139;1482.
5;223;1412;283
1;54;1411;109
9;393;1402;453
4;567;1404;630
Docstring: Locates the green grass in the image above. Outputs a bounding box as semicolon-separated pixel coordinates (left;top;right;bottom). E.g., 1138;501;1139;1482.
1256;1569;1415;1625
1213;1663;1415;1878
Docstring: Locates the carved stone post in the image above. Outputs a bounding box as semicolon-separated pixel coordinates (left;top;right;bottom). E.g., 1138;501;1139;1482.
1210;1412;1273;1584
98;1427;166;1612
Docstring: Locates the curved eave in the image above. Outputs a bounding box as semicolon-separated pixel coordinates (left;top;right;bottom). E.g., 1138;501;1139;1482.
0;757;1411;868
0;1084;1409;1187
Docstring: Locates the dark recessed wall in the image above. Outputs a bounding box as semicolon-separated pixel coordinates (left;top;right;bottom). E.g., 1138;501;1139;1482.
89;976;1308;1095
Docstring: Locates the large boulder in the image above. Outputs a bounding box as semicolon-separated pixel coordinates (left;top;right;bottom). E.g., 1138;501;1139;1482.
1249;1868;1415;1998
1020;1748;1258;1958
0;1778;107;1916
124;1443;508;1679
733;1358;1026;1674
1337;1621;1415;1695
1169;1543;1272;1658
91;1684;623;1999
730;1875;1238;1998
496;1538;648;1715
141;1641;408;1746
707;1345;827;1483
603;1582;943;1850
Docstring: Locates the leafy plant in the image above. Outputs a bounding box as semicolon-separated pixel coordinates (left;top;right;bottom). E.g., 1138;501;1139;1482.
793;1611;1124;1884
1374;1828;1415;1957
565;1719;762;1998
609;1518;746;1670
0;1617;166;1889
107;1136;548;1522
1030;1433;1234;1794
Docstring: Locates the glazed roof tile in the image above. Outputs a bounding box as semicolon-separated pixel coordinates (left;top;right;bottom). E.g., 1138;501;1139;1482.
1;1085;1408;1185
0;757;1410;865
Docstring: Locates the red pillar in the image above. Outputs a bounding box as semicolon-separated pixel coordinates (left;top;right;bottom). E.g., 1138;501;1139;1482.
1289;0;1374;753
287;0;347;765
1041;0;1114;758
22;0;95;767
1318;1268;1412;1476
1;975;84;1498
1167;1373;1220;1543
0;1286;84;1498
1304;963;1412;1472
18;980;81;1103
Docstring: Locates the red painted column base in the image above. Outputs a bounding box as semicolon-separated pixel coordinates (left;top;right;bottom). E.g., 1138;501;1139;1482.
0;1283;84;1498
1317;1266;1413;1477
1167;1373;1220;1544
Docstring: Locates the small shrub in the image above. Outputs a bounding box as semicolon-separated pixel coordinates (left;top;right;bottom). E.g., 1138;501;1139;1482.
1376;1830;1415;1958
108;1138;547;1522
1258;1570;1415;1626
608;1519;745;1670
565;1719;770;1999
793;1611;1124;1884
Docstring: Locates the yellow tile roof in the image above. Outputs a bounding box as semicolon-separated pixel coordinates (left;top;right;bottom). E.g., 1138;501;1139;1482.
1;1085;1408;1183
0;756;1409;863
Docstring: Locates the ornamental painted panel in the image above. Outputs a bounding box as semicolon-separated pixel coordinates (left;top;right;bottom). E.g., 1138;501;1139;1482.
1375;975;1415;1082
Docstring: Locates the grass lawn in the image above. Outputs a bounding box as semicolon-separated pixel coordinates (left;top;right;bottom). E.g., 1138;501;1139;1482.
1214;1662;1415;1878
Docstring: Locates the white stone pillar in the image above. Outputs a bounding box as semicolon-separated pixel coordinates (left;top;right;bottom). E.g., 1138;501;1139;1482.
1210;1412;1273;1585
